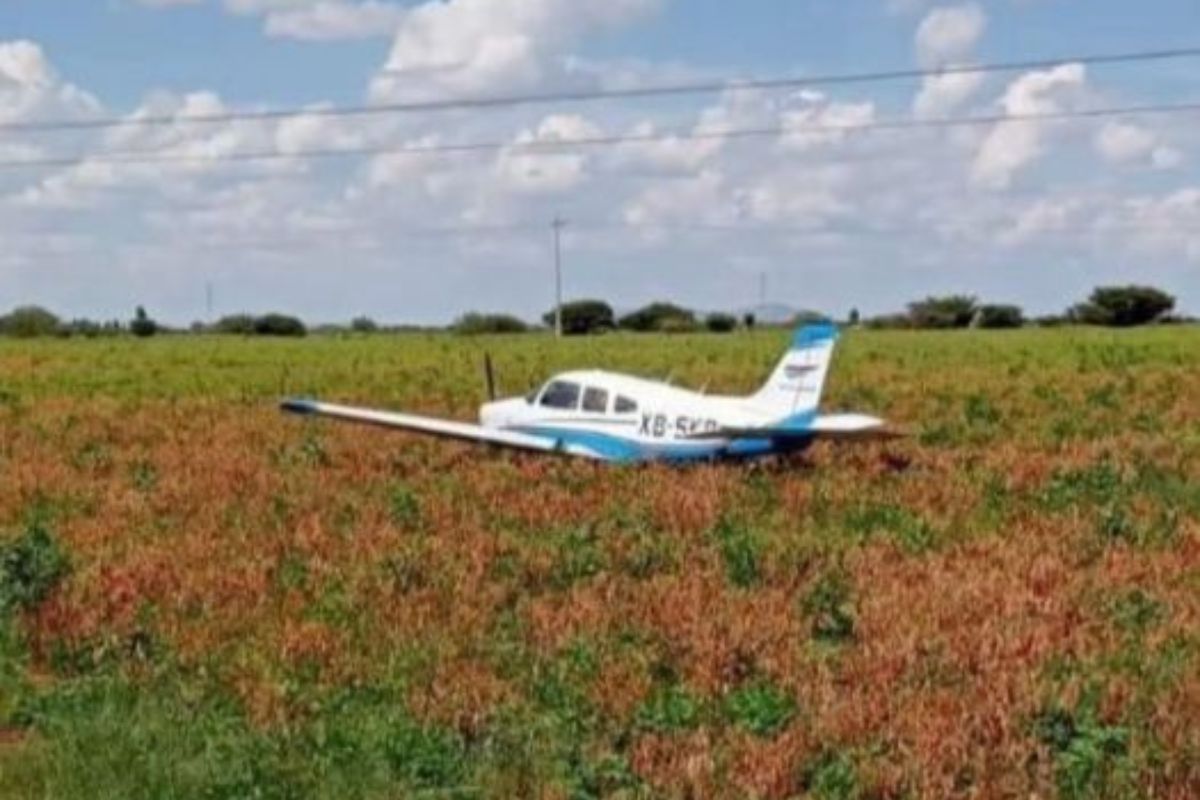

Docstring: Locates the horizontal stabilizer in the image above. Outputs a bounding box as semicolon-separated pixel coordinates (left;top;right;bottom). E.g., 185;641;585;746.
685;413;901;442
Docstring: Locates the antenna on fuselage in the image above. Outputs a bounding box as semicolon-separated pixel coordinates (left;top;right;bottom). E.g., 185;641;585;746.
483;353;497;401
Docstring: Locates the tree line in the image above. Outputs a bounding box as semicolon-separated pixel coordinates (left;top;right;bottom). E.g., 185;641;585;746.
455;301;740;336
0;285;1187;339
863;285;1182;331
0;308;311;339
453;285;1185;335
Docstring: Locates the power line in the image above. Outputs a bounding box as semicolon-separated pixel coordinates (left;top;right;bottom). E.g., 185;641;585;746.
3;100;1198;171
3;46;1199;135
91;219;1200;252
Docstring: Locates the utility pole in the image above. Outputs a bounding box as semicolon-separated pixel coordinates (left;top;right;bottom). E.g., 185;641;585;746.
552;216;566;338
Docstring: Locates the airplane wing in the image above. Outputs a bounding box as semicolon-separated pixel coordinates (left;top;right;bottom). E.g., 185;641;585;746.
280;399;602;459
685;413;903;442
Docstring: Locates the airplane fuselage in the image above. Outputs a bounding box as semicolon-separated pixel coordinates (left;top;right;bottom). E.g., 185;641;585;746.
479;370;805;462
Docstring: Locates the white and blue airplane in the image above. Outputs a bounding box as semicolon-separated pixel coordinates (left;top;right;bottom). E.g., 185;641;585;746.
281;324;894;464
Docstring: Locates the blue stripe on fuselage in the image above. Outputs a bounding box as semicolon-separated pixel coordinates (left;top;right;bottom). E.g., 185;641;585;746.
511;425;813;464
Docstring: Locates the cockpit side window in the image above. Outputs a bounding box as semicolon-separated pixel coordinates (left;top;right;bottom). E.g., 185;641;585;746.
582;387;609;414
539;381;581;410
614;396;638;414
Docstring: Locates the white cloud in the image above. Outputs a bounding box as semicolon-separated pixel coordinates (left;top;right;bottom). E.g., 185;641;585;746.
0;40;103;203
1152;147;1185;170
991;187;1200;264
274;106;367;154
913;71;985;119
778;93;876;153
971;63;1087;189
494;114;601;195
369;0;662;100
261;1;405;41
610;121;723;174
139;0;404;40
0;39;55;88
361;133;466;193
910;5;987;118
13;89;298;209
690;87;876;156
1094;121;1182;170
915;3;986;67
697;86;782;131
998;196;1085;245
1095;122;1154;163
0;40;100;125
1111;188;1200;260
735;169;849;225
623;169;728;228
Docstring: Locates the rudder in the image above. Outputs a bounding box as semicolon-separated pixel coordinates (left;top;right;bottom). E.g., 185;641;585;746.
750;323;838;422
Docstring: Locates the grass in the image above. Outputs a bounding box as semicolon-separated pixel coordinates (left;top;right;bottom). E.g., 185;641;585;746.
0;326;1198;798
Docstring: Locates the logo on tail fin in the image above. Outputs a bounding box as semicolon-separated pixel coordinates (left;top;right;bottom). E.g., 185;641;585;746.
784;364;819;380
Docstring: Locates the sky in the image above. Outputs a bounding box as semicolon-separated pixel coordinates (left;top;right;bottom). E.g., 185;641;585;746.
1;0;1198;324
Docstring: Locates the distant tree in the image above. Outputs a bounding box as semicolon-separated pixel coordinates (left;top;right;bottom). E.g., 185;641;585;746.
848;308;861;327
974;304;1026;329
62;319;104;338
619;302;697;332
864;313;913;330
1070;285;1175;327
1159;313;1196;325
0;306;61;338
455;313;529;335
659;316;700;334
743;313;757;330
907;295;978;329
706;313;738;333
542;299;614;336
1033;315;1069;328
254;314;307;337
350;316;379;334
214;314;256;335
130;306;159;338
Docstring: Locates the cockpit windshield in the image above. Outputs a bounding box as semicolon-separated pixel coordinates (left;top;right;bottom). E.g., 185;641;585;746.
539;381;581;410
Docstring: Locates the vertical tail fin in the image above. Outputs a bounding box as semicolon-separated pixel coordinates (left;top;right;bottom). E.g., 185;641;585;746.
750;324;839;422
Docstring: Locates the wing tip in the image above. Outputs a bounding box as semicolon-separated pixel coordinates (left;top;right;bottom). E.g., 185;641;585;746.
280;398;319;416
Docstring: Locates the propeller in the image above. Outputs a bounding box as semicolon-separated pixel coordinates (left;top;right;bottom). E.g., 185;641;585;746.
483;353;497;402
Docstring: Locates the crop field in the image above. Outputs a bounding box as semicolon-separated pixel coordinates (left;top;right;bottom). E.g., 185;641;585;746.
1;327;1199;799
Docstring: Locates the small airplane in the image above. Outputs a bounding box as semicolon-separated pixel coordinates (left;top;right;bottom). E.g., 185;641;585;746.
281;324;895;464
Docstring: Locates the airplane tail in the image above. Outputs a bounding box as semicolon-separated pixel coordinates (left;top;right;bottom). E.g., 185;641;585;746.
749;323;838;423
